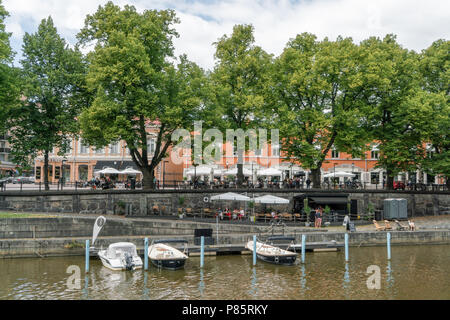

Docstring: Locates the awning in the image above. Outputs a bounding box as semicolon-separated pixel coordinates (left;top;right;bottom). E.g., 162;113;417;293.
309;197;349;204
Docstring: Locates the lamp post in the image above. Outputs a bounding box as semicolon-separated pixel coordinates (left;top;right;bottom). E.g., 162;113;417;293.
334;163;337;188
61;159;66;190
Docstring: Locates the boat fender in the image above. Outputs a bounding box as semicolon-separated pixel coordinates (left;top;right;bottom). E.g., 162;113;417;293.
275;256;279;263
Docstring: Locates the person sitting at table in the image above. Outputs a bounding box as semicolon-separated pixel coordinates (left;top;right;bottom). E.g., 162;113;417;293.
239;209;245;220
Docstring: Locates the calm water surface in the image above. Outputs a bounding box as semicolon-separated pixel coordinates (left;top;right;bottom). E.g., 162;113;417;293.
0;245;449;300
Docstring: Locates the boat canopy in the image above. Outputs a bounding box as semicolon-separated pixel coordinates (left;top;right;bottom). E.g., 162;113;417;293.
107;242;137;258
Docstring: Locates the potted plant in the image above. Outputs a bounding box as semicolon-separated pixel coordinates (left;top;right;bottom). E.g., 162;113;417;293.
367;202;375;220
115;200;126;215
248;201;255;222
178;196;185;219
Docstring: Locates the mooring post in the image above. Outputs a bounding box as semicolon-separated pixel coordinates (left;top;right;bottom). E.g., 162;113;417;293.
387;232;391;260
144;237;149;271
301;234;306;264
200;236;205;268
345;233;349;262
253;235;257;266
85;239;90;273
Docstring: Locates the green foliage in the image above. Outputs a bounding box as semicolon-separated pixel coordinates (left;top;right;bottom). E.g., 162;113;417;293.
268;33;371;186
417;40;450;184
4;17;86;189
324;205;331;215
77;2;206;189
0;1;20;134
209;24;273;185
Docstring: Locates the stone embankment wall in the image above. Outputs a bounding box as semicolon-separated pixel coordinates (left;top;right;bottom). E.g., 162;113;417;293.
0;189;449;217
1;215;449;258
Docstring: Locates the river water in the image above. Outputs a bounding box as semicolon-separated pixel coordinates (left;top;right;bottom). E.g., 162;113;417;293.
0;245;449;300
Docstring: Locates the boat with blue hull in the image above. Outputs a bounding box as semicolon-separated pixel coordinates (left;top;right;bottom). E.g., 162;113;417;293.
148;239;189;270
246;236;297;266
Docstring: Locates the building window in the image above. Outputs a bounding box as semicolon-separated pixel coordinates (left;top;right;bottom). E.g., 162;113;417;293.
109;142;120;155
55;166;60;180
147;139;156;155
272;145;280;157
371;172;380;184
36;167;41;180
64;139;73;155
79;140;89;154
95;147;105;154
331;149;339;159
78;165;89;181
371;150;379;159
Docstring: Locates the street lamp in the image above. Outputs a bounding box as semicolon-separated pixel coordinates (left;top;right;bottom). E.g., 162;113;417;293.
61;159;66;190
334;163;337;188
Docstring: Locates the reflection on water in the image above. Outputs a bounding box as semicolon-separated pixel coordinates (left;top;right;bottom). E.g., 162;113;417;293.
0;245;449;300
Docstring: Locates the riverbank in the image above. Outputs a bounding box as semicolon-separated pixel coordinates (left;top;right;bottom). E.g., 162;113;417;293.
1;212;449;258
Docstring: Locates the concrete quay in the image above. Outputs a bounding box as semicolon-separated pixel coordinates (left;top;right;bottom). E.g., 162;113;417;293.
0;215;449;259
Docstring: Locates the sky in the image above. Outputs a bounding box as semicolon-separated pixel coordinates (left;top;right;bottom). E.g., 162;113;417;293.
3;0;450;71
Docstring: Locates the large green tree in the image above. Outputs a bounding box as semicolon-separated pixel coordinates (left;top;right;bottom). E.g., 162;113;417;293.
0;0;20;133
77;2;206;189
268;33;370;187
210;24;272;186
418;40;450;188
5;16;86;190
360;35;427;189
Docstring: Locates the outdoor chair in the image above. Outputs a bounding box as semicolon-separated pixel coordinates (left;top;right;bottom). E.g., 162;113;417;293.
372;220;386;231
394;220;409;231
384;220;393;230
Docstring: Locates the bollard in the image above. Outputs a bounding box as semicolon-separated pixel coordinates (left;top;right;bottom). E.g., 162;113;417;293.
344;233;349;262
144;238;149;271
301;234;306;264
200;236;205;268
387;232;391;260
85;239;90;273
253;235;257;266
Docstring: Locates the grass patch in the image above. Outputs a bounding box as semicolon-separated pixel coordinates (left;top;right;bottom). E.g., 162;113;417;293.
0;212;56;219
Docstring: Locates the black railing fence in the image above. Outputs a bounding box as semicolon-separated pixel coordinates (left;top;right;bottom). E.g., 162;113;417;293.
0;179;448;192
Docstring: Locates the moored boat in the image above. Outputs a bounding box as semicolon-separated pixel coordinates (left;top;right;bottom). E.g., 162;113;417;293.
246;237;297;265
148;239;189;270
98;242;143;271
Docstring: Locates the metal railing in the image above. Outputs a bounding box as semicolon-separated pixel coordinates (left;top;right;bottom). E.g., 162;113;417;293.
0;179;448;192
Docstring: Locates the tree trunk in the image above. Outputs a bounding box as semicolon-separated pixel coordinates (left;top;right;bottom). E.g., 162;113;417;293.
142;167;155;190
310;168;321;189
44;151;49;191
386;168;394;190
446;177;450;190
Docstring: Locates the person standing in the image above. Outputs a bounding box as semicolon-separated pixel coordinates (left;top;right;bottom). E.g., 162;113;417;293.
317;206;323;228
306;178;311;189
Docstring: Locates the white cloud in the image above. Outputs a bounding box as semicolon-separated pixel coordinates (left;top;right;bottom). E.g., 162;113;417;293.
3;0;450;70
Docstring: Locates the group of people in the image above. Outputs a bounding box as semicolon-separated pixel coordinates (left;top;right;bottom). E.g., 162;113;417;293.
314;206;324;228
217;208;246;221
90;176;116;190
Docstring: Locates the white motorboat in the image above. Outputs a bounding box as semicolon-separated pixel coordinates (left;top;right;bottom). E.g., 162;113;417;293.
98;242;143;271
246;236;297;265
148;239;189;270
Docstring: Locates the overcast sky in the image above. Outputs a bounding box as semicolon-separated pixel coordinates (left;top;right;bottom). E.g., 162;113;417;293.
3;0;450;70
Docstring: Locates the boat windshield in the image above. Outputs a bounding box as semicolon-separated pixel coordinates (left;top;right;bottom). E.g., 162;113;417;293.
107;245;137;258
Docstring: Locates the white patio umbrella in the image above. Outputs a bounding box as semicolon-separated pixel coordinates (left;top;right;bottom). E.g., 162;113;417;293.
210;192;251;201
119;167;142;175
253;194;290;204
223;168;252;176
186;165;214;176
323;171;355;178
94;167;121;175
257;168;283;176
